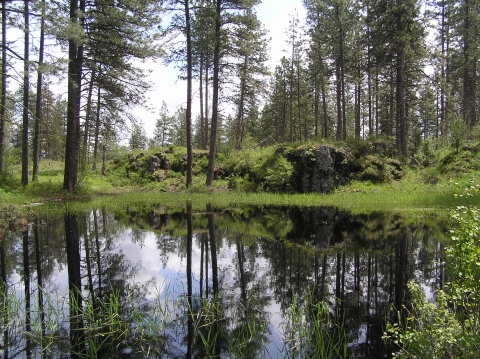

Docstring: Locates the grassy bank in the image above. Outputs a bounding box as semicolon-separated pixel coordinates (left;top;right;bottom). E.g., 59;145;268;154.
1;140;479;214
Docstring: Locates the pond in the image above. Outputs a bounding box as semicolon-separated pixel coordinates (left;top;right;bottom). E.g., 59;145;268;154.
0;203;449;358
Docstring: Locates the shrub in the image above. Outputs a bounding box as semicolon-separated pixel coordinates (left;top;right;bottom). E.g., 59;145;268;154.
356;155;403;183
385;193;480;358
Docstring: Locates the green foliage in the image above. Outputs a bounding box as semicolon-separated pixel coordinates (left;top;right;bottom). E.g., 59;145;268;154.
356;155;403;183
450;118;469;154
262;155;295;192
438;143;480;175
413;138;436;168
384;283;464;359
384;189;480;358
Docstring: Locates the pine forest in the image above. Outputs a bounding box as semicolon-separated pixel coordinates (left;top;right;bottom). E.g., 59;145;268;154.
0;0;479;192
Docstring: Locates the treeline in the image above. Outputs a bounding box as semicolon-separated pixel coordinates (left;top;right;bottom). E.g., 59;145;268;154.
259;0;480;158
0;0;479;192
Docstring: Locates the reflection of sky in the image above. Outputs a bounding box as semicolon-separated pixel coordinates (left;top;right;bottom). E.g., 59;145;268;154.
6;210;445;359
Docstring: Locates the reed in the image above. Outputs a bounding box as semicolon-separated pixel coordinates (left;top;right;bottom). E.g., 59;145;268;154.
1;280;351;358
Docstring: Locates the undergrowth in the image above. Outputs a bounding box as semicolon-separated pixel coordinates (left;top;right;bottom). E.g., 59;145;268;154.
384;183;480;358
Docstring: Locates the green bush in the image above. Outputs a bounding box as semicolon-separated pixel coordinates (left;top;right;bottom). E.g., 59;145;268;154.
356;155;403;183
385;190;480;358
263;155;294;192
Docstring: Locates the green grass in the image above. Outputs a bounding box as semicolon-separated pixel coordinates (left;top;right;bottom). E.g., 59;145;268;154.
2;142;480;215
0;280;349;358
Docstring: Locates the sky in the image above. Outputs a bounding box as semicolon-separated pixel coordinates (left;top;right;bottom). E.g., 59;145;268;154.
136;0;307;138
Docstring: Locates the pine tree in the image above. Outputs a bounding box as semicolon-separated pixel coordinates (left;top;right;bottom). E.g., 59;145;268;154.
154;102;174;147
230;8;269;148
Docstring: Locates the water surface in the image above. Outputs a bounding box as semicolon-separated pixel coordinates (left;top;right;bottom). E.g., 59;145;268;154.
0;204;448;358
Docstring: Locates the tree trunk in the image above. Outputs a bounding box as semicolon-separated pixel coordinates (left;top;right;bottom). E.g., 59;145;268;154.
204;57;210;148
33;0;46;182
236;55;247;148
321;74;328;138
396;0;408;158
199;54;205;149
64;0;81;192
92;70;101;170
297;61;303;141
335;59;342;140
314;71;319;138
83;69;96;161
387;70;393;137
289;42;294;142
206;0;221;186
355;83;361;139
0;0;6;175
375;67;379;135
185;0;193;188
22;0;30;187
439;0;446;137
102;144;106;176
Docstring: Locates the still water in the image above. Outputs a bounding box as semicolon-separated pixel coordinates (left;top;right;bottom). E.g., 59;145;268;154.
0;204;448;358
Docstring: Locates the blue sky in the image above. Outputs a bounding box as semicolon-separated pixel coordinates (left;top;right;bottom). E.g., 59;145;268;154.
138;0;306;137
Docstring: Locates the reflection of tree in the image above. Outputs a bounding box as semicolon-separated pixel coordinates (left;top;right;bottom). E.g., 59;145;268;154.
257;210;444;358
34;219;46;354
207;204;219;299
22;228;32;357
0;229;9;359
228;234;270;357
64;212;85;358
206;203;220;356
5;204;449;358
186;202;193;359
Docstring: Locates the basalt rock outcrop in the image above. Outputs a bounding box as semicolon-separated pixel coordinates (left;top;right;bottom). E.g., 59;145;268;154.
282;141;401;193
121;141;402;193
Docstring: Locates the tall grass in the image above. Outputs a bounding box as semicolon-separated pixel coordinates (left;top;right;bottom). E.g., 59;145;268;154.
280;292;348;359
0;280;350;358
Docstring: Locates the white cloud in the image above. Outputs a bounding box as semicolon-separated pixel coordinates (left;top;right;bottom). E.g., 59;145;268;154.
139;0;306;137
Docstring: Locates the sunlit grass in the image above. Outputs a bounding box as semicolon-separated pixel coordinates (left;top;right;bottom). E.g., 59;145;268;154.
2;145;479;216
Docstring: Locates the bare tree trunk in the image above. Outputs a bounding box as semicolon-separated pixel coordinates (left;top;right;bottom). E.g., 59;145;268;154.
355;83;361;139
22;0;30;187
33;0;46;182
335;59;342;140
340;46;347;141
83;69;96;161
236;55;247;148
204;57;210;148
314;72;319;138
0;0;6;175
389;70;395;137
297;62;303;141
199;54;205;149
375;68;379;135
321;75;328;138
185;0;193;187
102;144;106;176
206;0;221;186
92;74;101;170
64;0;82;192
396;0;408;158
